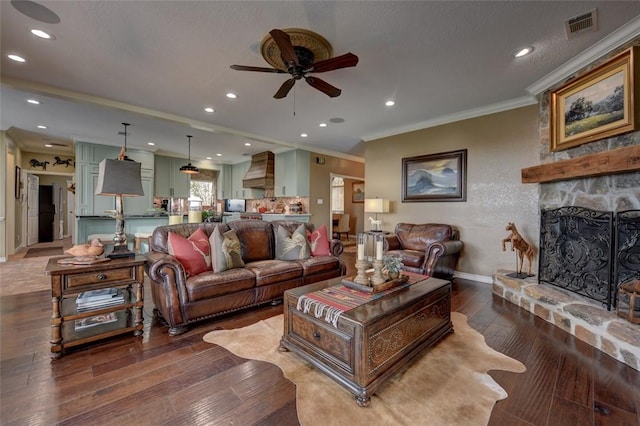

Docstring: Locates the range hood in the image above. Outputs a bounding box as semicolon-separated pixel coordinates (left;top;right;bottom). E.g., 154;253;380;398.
243;151;274;189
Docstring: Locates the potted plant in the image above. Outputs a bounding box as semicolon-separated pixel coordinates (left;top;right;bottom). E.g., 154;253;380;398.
383;255;403;280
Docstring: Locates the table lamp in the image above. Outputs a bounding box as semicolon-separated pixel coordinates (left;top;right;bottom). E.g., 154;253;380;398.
95;154;144;258
364;198;390;232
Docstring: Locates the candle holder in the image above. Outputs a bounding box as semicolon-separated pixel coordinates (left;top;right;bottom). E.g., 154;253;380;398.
354;259;370;285
371;259;385;285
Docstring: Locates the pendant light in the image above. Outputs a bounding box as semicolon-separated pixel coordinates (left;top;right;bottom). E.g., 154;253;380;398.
121;122;131;160
180;135;199;174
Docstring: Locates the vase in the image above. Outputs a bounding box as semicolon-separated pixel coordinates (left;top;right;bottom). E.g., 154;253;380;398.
388;270;400;280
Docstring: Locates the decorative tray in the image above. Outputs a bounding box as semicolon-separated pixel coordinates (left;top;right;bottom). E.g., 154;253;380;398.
57;256;111;265
342;274;409;294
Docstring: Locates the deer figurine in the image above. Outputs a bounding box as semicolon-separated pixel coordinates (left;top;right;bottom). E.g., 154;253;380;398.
502;222;535;276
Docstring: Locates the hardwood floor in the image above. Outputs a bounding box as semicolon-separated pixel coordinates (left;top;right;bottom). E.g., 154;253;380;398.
1;248;638;425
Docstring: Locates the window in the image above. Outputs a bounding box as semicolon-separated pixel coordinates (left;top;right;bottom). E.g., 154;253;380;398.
190;169;218;209
331;176;344;213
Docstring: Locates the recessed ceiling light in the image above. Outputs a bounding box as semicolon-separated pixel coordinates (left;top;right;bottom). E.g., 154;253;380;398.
44;144;53;148
515;47;533;58
204;107;214;113
216;153;222;157
206;156;212;160
27;99;40;104
319;123;327;128
147;142;155;146
37;124;47;129
8;54;26;63
244;142;251;146
301;133;308;138
385;100;395;107
226;93;237;99
31;29;53;39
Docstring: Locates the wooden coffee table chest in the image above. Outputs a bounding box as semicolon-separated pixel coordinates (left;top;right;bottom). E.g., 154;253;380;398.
279;276;452;406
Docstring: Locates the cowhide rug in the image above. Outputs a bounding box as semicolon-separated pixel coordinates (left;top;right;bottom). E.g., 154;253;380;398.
204;312;526;425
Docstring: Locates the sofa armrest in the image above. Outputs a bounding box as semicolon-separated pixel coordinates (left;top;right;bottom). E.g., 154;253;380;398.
385;234;402;251
329;239;344;256
423;240;463;279
144;252;189;330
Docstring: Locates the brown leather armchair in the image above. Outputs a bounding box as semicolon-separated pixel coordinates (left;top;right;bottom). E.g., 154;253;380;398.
385;223;463;280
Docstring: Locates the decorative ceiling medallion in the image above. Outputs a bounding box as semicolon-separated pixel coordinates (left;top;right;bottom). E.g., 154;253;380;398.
260;28;333;71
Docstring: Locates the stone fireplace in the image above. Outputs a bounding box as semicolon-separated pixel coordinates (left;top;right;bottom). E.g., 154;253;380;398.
493;39;640;371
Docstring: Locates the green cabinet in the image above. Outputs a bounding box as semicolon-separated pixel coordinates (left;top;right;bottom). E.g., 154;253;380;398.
274;149;310;197
75;142;154;216
154;156;190;198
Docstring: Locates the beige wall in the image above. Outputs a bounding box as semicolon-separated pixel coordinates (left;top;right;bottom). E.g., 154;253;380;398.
365;105;540;279
308;153;364;232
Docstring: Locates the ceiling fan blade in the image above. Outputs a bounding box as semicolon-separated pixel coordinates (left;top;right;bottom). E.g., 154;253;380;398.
269;29;298;67
309;53;359;73
230;64;286;73
274;79;296;99
305;76;341;98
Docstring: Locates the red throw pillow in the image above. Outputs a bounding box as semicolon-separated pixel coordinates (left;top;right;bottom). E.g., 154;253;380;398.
308;224;330;256
167;228;211;277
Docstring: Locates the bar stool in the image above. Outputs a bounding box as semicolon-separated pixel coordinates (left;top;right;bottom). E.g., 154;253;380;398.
134;232;153;254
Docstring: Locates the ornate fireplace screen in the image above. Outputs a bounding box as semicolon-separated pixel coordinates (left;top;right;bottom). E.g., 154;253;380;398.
539;207;614;309
615;210;640;288
540;207;640;311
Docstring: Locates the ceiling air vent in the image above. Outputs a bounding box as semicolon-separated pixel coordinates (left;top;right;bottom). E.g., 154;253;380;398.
564;9;598;39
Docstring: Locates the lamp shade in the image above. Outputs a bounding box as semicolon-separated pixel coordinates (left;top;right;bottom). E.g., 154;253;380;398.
95;158;144;196
364;198;389;213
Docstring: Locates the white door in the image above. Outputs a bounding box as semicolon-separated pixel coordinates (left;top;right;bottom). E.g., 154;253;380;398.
27;174;39;246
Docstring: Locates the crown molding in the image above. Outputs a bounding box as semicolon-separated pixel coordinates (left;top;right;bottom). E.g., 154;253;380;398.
362;95;536;142
527;16;640;96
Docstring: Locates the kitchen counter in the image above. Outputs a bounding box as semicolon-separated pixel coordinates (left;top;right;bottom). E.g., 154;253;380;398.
260;213;311;223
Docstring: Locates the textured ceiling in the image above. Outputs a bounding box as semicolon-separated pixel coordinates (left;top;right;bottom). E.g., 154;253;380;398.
2;1;639;163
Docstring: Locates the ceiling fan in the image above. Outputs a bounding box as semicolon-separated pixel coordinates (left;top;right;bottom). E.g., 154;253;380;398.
230;29;358;99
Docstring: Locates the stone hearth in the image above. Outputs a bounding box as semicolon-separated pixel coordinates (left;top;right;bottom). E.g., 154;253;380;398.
493;269;640;371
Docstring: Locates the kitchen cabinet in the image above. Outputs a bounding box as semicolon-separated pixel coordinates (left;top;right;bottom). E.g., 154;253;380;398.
154;156;190;198
75;142;154;216
231;161;264;199
274;149;310;197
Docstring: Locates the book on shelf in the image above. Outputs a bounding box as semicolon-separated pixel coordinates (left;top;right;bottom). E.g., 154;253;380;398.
74;312;118;330
76;288;125;310
76;288;121;303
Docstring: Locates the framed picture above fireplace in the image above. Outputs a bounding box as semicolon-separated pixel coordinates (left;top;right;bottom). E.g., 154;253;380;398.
550;46;639;151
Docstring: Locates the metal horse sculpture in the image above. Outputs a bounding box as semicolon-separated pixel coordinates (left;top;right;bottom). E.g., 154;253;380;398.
502;222;535;276
29;159;50;170
53;156;74;167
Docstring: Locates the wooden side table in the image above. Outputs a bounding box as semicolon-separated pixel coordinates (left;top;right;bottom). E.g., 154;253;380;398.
45;256;145;359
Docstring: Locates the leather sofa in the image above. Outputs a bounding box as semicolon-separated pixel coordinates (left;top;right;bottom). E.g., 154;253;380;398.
385;223;463;280
145;220;346;335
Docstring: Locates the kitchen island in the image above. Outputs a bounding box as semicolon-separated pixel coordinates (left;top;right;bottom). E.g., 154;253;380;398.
76;215;171;246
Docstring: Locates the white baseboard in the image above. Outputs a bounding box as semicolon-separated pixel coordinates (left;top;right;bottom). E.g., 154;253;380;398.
453;271;493;283
0;257;6;263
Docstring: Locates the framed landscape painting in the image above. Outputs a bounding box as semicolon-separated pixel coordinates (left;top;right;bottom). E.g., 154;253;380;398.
402;149;467;202
352;182;364;203
550;46;639;151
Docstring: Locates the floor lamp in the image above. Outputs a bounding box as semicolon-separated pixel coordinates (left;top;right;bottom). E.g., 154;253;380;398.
95;157;144;258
